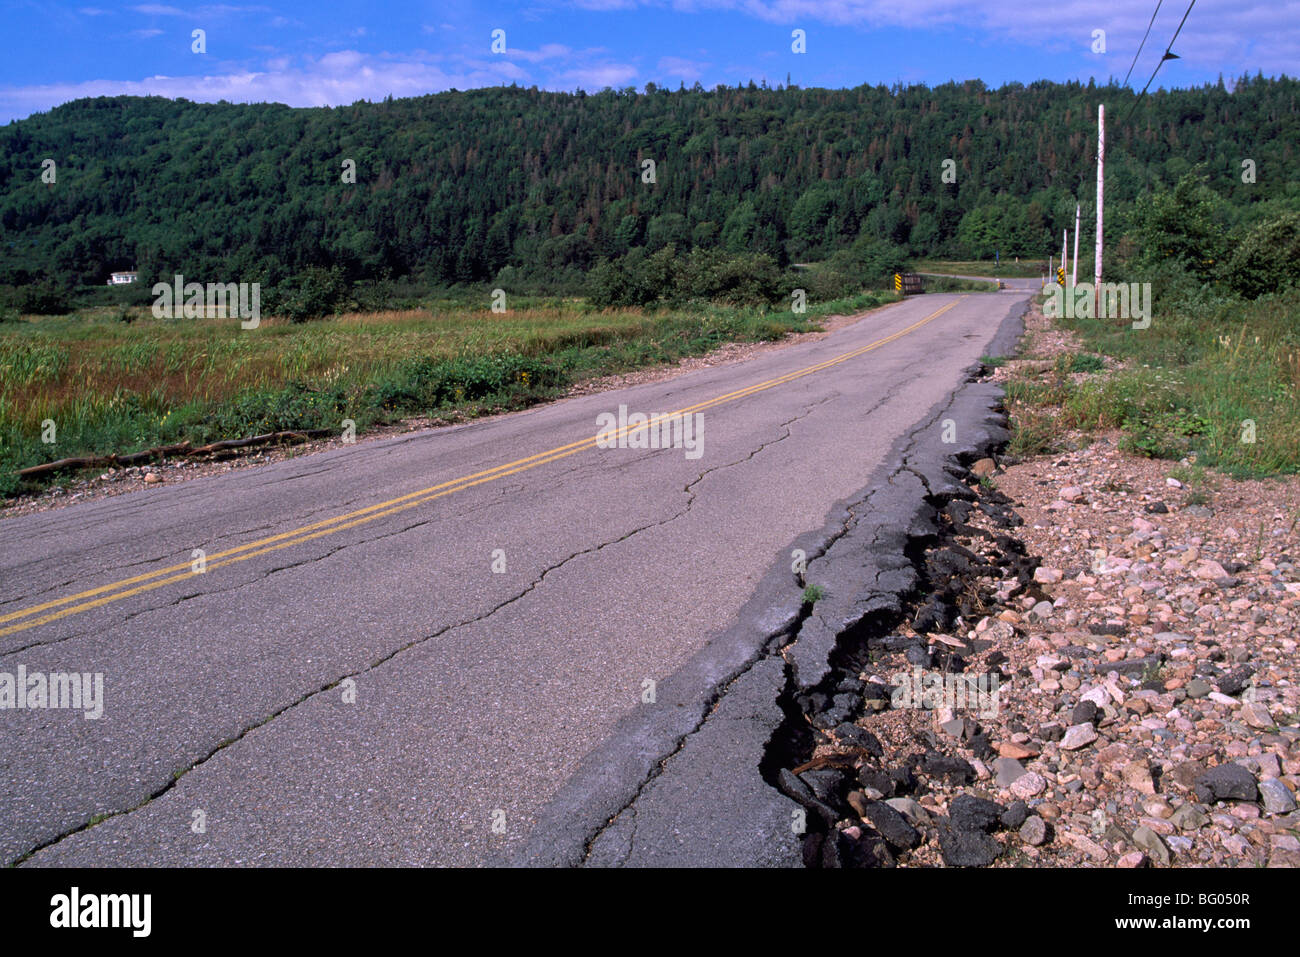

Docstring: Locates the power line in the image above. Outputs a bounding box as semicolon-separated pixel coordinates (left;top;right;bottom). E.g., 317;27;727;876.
1122;0;1197;127
1122;0;1165;88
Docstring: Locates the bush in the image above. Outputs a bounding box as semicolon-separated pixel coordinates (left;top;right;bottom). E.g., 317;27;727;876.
1131;171;1227;284
828;237;907;287
680;249;783;306
364;353;565;414
796;266;861;303
202;381;349;440
1224;212;1300;300
588;248;783;308
0;282;71;315
271;266;350;322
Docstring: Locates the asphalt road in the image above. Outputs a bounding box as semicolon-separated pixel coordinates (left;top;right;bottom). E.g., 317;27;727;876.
1;282;1033;866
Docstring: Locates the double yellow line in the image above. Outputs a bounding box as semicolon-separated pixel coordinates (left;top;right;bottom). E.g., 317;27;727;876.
1;298;963;638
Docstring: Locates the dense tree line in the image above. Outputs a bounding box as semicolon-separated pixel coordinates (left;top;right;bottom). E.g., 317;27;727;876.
0;76;1296;300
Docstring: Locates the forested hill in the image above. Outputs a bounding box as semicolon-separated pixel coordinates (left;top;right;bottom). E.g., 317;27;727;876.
1;76;1297;291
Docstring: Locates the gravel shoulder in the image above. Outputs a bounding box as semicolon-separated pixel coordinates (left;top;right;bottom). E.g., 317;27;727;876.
782;298;1300;868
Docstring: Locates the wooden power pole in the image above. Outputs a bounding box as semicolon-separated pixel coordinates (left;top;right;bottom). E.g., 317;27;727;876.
1072;203;1081;287
1095;104;1105;309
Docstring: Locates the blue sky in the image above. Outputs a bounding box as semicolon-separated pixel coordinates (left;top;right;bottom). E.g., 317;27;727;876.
2;1;1296;122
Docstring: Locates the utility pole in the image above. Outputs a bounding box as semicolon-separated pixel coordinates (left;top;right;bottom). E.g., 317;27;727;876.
1062;230;1068;285
1072;203;1081;287
1095;103;1105;312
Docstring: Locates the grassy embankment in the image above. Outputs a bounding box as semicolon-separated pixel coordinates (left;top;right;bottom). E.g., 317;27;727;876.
0;290;895;496
921;275;1000;293
912;259;1047;279
1002;287;1300;478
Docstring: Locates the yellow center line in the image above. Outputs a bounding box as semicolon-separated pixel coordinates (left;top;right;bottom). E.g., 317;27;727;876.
1;296;964;638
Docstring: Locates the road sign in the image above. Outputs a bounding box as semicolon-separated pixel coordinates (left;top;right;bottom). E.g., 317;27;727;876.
894;273;924;295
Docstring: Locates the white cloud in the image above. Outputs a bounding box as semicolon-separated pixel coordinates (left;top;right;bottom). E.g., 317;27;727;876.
551;62;638;89
507;43;573;63
0;51;547;120
132;3;269;16
657;56;708;81
580;0;1300;78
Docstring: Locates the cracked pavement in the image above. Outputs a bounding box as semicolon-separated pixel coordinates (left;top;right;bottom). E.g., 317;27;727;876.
0;285;1032;866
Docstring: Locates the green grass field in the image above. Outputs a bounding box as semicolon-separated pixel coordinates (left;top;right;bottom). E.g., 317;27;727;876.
0;289;896;496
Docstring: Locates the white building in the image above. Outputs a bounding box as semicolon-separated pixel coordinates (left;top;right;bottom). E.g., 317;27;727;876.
108;271;138;285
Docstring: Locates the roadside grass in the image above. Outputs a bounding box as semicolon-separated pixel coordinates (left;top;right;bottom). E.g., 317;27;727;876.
0;289;893;497
912;259;1046;279
1003;287;1300;477
923;275;999;293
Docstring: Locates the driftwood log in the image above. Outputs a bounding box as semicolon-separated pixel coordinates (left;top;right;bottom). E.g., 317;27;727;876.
16;429;334;479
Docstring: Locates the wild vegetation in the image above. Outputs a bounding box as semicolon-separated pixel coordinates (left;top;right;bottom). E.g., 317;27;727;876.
1007;172;1300;477
0;290;891;496
2;76;1298;495
1;76;1296;304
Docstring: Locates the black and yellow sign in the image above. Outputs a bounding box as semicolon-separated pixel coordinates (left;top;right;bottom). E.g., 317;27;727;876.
894;272;924;295
1057;267;1066;286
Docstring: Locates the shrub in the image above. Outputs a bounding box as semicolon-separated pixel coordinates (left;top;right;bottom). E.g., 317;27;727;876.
272;266;350;322
1224;212;1300;300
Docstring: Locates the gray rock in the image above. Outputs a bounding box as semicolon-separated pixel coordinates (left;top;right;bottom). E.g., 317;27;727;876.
885;797;931;826
1031;600;1055;620
1258;779;1297;814
1019;815;1048;846
862;801;921;850
1132;825;1171;865
993;757;1028;788
1185;678;1212;699
940;717;967;739
1166;835;1193;854
1060;723;1099;750
1170;803;1210;830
